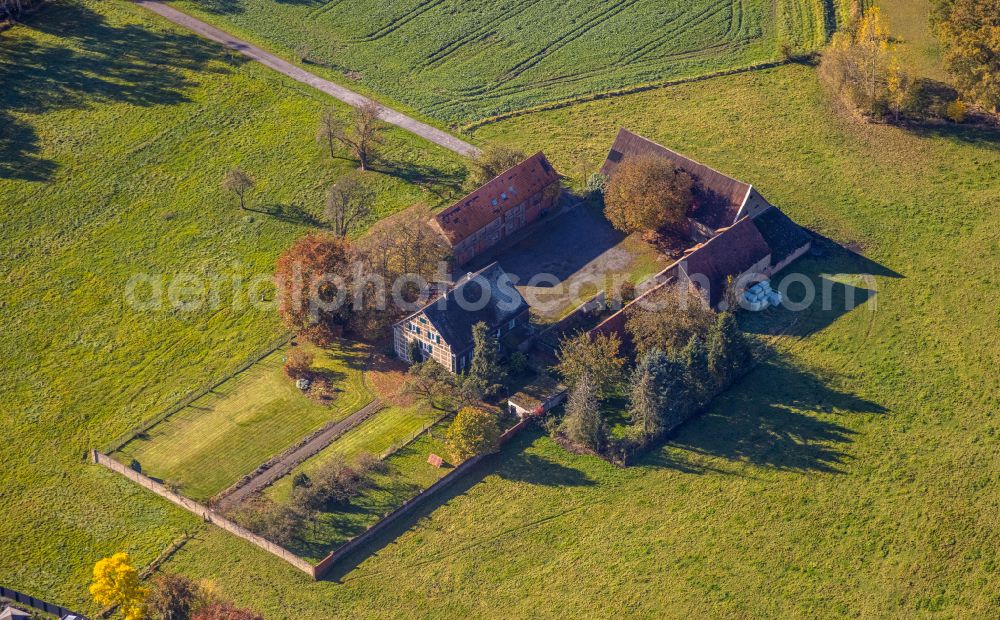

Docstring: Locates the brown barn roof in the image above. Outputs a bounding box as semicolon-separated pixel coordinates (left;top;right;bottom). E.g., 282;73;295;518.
680;217;771;307
750;206;812;263
431;152;559;246
600;128;752;229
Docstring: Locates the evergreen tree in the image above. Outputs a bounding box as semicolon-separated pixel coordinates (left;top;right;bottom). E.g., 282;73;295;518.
562;374;606;451
681;334;711;406
706;312;752;385
629;350;670;439
464;322;506;399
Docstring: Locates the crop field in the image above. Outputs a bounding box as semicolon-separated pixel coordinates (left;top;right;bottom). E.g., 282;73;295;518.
112;341;373;500
268;418;453;561
169;0;845;122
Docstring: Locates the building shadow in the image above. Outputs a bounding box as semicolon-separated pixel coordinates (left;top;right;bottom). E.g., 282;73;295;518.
741;233;902;339
0;1;241;180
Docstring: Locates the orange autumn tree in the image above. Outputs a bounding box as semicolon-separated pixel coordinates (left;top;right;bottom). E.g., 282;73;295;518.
275;233;353;344
604;155;694;235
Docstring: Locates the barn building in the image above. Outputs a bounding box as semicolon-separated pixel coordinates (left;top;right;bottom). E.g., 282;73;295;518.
393;262;530;373
601;127;773;241
430;152;561;266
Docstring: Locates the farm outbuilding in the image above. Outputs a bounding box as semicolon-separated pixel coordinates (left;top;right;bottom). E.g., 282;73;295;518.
430;152;561;266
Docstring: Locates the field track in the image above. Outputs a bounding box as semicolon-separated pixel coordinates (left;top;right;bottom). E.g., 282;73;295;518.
133;0;480;157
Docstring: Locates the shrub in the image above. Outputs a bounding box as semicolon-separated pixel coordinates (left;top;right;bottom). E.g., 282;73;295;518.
446;406;501;462
585;172;607;196
945;99;968;123
283;348;314;380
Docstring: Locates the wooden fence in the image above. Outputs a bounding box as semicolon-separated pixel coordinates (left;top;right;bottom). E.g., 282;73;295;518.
104;332;294;454
0;585;87;618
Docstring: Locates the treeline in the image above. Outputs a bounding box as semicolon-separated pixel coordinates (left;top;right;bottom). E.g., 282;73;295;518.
931;0;1000;113
550;285;755;465
820;3;998;123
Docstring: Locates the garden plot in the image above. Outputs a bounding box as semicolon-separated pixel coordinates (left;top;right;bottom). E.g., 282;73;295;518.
112;341;373;501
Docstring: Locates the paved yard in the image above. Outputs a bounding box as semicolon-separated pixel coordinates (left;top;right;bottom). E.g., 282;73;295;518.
471;203;668;321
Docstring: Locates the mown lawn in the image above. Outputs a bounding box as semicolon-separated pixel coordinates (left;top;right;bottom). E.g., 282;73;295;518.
164;45;997;620
166;0;847;122
268;402;448;504
0;0;463;609
113;340;372;500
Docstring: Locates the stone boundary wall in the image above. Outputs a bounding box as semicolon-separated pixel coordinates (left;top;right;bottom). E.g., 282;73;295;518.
91;450;315;577
94;417;535;580
312;416;533;577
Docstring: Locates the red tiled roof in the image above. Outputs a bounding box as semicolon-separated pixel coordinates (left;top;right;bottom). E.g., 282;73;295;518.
680;217;771;306
600;128;751;230
431;152;559;246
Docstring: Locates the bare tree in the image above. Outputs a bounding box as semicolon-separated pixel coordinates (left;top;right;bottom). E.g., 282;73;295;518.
221;168;254;210
324;174;375;237
316;101;385;170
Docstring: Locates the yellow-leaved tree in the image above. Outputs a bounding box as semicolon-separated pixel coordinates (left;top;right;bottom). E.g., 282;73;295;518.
446;406;501;462
89;552;148;620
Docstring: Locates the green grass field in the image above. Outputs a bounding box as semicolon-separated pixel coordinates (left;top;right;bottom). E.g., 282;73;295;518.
167;0;845;122
112;341;372;500
4;0;1000;617
162;40;997;620
0;0;462;608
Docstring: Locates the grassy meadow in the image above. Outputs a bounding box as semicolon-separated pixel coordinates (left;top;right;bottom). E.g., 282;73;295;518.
0;0;463;608
3;0;999;618
112;341;373;500
166;0;843;122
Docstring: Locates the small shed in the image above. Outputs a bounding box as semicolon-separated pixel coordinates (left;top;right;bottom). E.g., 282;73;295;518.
508;374;567;418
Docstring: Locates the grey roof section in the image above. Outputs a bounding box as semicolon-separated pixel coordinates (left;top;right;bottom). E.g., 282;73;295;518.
420;262;529;353
750;206;812;263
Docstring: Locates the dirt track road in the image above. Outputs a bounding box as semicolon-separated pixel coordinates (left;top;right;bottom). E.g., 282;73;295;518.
134;1;480;158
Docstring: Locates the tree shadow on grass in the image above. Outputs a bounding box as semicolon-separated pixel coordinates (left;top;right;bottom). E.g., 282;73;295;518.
248;203;323;228
370;159;467;201
190;0;324;15
655;357;885;475
0;1;242;180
